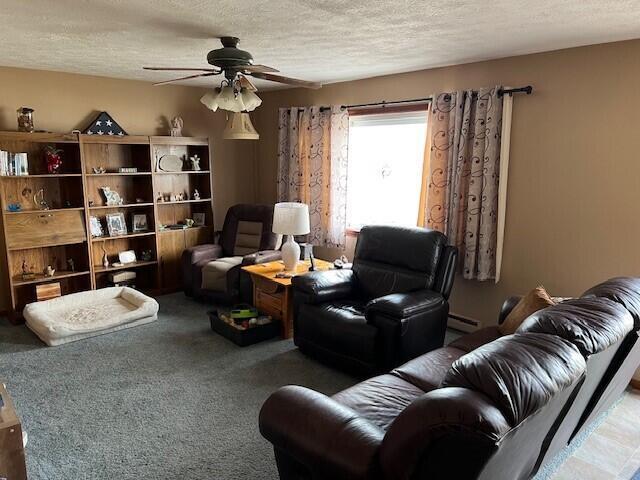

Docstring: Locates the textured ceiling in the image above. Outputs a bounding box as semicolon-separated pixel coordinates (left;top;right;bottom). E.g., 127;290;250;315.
1;0;640;90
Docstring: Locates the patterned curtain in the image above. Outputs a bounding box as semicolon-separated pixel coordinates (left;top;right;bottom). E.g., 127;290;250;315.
277;106;349;248
419;86;505;281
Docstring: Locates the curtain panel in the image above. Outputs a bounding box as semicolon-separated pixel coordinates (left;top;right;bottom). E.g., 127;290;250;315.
277;106;349;248
418;86;512;281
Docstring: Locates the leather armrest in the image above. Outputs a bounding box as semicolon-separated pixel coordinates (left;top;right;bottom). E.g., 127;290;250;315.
183;244;223;265
259;385;384;480
366;290;445;319
291;269;355;304
498;295;522;325
241;249;282;266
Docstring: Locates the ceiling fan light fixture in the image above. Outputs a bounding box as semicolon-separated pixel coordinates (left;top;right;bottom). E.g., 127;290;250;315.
201;85;262;113
223;112;259;141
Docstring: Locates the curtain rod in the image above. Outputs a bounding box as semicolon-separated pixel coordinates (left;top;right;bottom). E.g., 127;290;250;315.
316;85;533;112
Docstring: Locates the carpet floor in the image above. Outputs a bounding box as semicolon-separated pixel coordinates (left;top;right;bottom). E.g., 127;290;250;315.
0;293;360;480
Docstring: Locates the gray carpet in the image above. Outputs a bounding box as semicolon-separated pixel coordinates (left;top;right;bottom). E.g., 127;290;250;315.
0;293;359;480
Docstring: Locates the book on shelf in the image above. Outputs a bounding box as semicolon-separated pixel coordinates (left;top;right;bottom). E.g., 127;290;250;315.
0;151;29;176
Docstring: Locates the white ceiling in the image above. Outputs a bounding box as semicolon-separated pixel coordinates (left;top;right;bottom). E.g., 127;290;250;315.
2;0;640;90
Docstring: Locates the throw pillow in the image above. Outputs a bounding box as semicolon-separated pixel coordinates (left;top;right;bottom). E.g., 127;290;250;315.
499;286;556;335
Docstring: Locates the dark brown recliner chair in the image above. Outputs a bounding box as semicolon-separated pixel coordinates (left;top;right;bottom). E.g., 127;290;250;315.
291;225;457;375
182;204;281;303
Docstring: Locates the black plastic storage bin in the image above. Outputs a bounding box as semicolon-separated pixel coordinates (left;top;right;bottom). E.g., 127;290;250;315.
208;311;280;346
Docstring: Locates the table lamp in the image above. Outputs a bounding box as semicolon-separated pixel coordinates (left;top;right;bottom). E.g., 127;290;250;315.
272;202;310;271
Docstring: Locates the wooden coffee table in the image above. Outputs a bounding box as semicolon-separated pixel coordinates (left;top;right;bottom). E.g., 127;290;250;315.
242;259;333;339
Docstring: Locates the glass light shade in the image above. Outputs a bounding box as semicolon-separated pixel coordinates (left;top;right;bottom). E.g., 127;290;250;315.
240;89;262;112
216;86;245;112
272;202;310;235
222;112;259;140
200;91;221;111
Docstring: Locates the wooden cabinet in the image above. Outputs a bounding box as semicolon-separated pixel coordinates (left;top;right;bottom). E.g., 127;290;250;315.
0;384;27;480
0;132;214;317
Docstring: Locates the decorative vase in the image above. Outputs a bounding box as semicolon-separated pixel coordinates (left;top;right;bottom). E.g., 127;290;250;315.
17;107;34;133
44;146;63;174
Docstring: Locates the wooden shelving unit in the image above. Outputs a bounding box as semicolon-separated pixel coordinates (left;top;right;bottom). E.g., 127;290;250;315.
0;131;214;319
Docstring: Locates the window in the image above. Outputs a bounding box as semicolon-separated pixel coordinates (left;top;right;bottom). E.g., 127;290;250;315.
346;110;427;230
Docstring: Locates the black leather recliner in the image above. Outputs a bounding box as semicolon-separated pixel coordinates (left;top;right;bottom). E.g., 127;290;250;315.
291;225;457;375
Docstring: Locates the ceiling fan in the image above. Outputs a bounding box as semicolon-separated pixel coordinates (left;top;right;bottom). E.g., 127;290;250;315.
144;36;322;90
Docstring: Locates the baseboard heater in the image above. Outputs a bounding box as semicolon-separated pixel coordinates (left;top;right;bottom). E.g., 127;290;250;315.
448;312;481;333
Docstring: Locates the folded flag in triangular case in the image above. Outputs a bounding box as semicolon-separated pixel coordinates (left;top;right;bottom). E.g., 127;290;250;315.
84;112;127;136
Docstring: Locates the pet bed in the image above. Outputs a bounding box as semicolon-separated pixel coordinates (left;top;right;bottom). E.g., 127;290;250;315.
23;287;159;346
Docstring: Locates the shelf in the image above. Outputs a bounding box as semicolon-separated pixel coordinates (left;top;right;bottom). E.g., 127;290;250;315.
159;225;208;234
150;136;208;146
91;232;156;242
85;172;152;177
12;270;91;286
4;207;85;215
80;134;150;145
8;239;87;251
154;170;210;175
93;260;158;274
89;203;154;210
157;198;212;205
0;173;82;178
0;132;79;143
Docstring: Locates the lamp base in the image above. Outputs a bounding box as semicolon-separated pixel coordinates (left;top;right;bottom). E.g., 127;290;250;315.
281;235;300;272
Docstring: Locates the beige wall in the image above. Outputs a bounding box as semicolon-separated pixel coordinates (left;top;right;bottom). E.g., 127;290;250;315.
0;66;257;310
254;39;640;326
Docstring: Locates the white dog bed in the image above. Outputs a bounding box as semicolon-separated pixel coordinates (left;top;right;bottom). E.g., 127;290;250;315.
23;287;159;346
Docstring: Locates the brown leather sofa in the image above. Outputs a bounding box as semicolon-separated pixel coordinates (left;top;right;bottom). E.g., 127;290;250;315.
259;277;640;480
291;225;457;375
182;204;281;303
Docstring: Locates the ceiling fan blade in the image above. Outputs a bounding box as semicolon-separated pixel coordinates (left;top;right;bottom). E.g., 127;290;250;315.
144;66;220;72
152;72;218;86
241;64;280;73
248;72;321;89
238;74;258;92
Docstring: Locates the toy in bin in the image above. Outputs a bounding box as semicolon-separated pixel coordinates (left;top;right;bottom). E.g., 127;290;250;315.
218;304;272;330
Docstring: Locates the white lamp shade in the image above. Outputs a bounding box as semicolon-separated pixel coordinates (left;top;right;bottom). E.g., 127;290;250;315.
272;202;310;235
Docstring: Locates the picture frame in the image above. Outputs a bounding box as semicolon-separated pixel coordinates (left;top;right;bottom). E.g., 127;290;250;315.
132;213;148;232
89;216;104;238
106;212;127;237
193;212;206;227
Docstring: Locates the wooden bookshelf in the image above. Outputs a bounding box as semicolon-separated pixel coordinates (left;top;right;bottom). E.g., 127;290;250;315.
0;131;214;319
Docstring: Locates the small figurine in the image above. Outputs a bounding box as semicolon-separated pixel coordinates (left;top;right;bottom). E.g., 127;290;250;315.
156;193;163;203
67;258;75;272
140;249;152;262
170;194;177;202
33;188;50;210
176;192;184;202
190;155;201;171
170;116;184;137
21;260;35;280
44;265;55;277
44;145;63;174
92;166;106;174
102;245;109;268
193;189;201;201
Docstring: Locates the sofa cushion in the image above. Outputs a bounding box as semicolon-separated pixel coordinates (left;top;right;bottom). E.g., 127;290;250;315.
201;256;243;291
296;300;378;366
442;333;586;425
449;326;502;353
333;374;425;430
582;277;640;329
498;286;555;335
518;297;634;356
392;346;466;392
233;220;263;255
